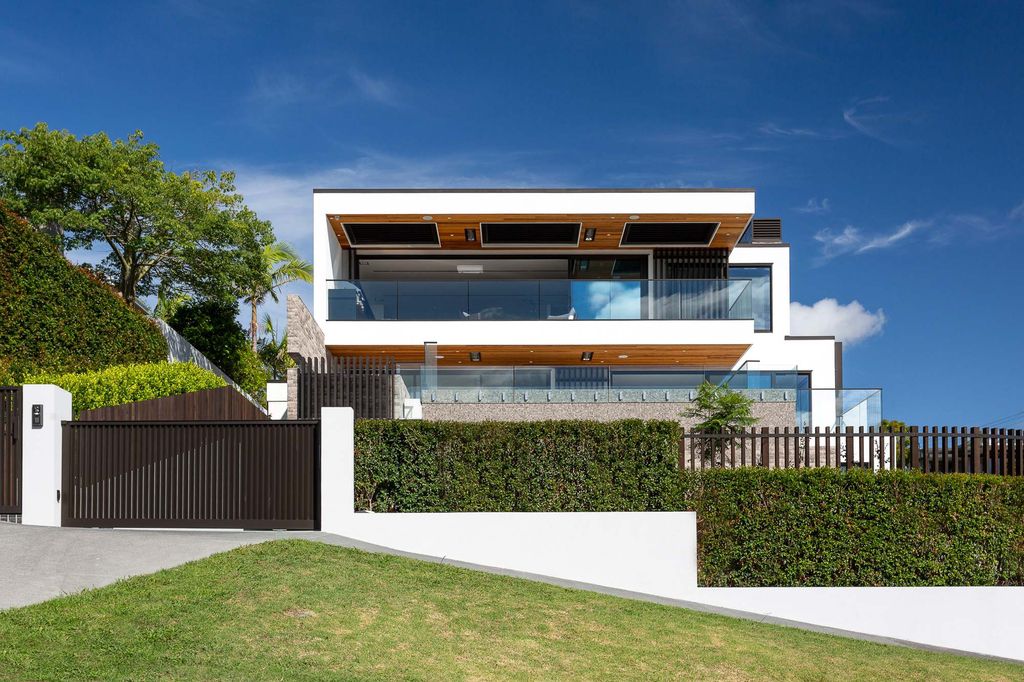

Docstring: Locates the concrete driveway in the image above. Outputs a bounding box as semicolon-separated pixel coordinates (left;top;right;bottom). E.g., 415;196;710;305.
0;523;304;610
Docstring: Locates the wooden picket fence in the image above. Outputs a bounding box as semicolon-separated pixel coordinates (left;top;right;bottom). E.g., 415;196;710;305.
679;426;1024;475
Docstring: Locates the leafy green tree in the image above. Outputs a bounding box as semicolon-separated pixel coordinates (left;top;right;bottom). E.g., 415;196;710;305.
242;240;312;351
682;382;759;465
257;313;294;381
167;298;269;404
0;123;272;305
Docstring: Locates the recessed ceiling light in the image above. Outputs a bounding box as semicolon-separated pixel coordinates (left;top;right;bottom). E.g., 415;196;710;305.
422;215;433;220
629;215;640;220
618;354;629;359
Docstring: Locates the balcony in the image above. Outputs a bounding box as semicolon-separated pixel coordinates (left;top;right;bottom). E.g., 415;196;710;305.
326;279;753;322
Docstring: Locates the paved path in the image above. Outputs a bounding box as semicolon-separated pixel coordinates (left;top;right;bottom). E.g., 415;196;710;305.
0;523;308;609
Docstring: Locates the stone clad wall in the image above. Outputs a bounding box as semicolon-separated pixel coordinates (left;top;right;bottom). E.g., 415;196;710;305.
420;401;796;429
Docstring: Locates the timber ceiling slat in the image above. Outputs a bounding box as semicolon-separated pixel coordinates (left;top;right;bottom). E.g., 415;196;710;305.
326;344;750;368
326;213;752;251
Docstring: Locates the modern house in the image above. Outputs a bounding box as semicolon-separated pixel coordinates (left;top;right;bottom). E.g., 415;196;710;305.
286;189;880;428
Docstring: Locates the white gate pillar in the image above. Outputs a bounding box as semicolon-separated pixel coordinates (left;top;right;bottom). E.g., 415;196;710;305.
320;406;354;534
21;384;72;527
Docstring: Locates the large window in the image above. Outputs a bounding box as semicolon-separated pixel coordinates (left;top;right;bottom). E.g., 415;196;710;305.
729;265;772;331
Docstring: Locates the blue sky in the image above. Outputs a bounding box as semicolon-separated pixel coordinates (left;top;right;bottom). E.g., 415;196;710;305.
2;1;1022;426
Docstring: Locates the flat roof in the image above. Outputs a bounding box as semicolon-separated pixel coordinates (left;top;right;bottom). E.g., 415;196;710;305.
313;187;755;194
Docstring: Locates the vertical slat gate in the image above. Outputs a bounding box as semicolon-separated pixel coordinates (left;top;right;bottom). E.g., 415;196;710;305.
61;420;319;529
296;355;395;420
0;387;22;514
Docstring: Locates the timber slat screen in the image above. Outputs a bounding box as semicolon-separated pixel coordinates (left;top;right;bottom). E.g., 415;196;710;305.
78;386;267;421
0;387;21;514
297;355;394;420
679;426;1024;475
61;420;319;529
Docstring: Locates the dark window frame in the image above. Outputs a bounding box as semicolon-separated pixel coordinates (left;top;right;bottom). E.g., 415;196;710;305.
728;264;773;333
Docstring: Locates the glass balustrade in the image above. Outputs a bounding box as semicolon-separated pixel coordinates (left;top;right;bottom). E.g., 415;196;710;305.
326;279;753;321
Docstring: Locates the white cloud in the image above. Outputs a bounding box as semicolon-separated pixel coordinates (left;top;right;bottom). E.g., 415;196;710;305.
758;123;824;138
790;298;885;346
813;219;927;261
795;197;831;214
348;68;398;106
1009;200;1024;222
841;95;915;146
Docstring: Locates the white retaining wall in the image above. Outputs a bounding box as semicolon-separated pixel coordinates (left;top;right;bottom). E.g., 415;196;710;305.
321;407;1024;662
321;408;696;598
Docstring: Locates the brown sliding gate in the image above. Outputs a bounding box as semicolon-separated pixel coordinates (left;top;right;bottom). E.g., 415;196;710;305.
61;420;319;529
0;387;21;514
296;355;394;419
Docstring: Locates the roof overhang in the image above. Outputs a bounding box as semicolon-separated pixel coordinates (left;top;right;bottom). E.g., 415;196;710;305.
315;189;755;252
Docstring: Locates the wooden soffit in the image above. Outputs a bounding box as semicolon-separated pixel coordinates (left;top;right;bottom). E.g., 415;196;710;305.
327;213;752;251
326;344;750;368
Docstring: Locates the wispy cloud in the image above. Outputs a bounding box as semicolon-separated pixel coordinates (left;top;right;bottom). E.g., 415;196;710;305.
812;201;1024;262
348;68;398;106
791;298;886;345
244;67;401;116
814;220;928;261
796;197;831;214
842;96;916;145
758;123;826;138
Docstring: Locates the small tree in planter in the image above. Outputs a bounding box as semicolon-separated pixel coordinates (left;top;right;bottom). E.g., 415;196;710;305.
682;382;758;466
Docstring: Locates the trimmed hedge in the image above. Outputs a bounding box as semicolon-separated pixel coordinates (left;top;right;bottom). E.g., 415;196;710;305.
354;419;1024;586
354;419;681;513
0;206;168;379
27;362;225;415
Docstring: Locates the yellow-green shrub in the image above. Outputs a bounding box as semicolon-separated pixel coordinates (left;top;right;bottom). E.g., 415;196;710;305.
26;362;225;415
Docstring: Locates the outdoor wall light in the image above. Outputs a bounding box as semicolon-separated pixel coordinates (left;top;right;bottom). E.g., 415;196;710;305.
464;228;477;241
583;227;597;242
581;352;593;361
469;352;481;362
629;215;640;220
422;215;433;220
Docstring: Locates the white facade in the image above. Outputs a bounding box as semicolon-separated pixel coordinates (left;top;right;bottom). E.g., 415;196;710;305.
308;189;853;428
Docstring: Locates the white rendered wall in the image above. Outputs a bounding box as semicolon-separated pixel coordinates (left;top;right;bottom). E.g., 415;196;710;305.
320;318;755;349
320;408;1024;661
692;586;1024;662
320;407;697;599
20;385;72;527
266;382;288;420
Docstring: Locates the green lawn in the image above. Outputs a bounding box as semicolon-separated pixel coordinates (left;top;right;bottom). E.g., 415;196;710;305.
0;540;1018;681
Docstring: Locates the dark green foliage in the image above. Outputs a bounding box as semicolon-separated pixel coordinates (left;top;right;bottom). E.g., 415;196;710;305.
0;205;167;379
354;419;1024;586
167;298;268;404
354;419;681;513
679;468;1024;587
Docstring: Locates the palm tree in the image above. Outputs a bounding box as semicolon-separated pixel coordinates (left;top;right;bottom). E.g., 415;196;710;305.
257;313;293;380
244;241;312;351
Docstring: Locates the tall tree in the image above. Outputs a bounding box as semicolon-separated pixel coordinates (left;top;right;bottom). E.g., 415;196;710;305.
242;240;313;350
257;313;294;381
0;123;272;305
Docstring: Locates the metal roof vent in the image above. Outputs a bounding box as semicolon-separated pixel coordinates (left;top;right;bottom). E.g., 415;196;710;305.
751;218;782;243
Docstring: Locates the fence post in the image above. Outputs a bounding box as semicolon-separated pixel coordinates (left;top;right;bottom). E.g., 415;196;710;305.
20;385;72;527
845;426;855;469
678;428;686;471
970;427;981;474
910;426;920;471
760;427;770;468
